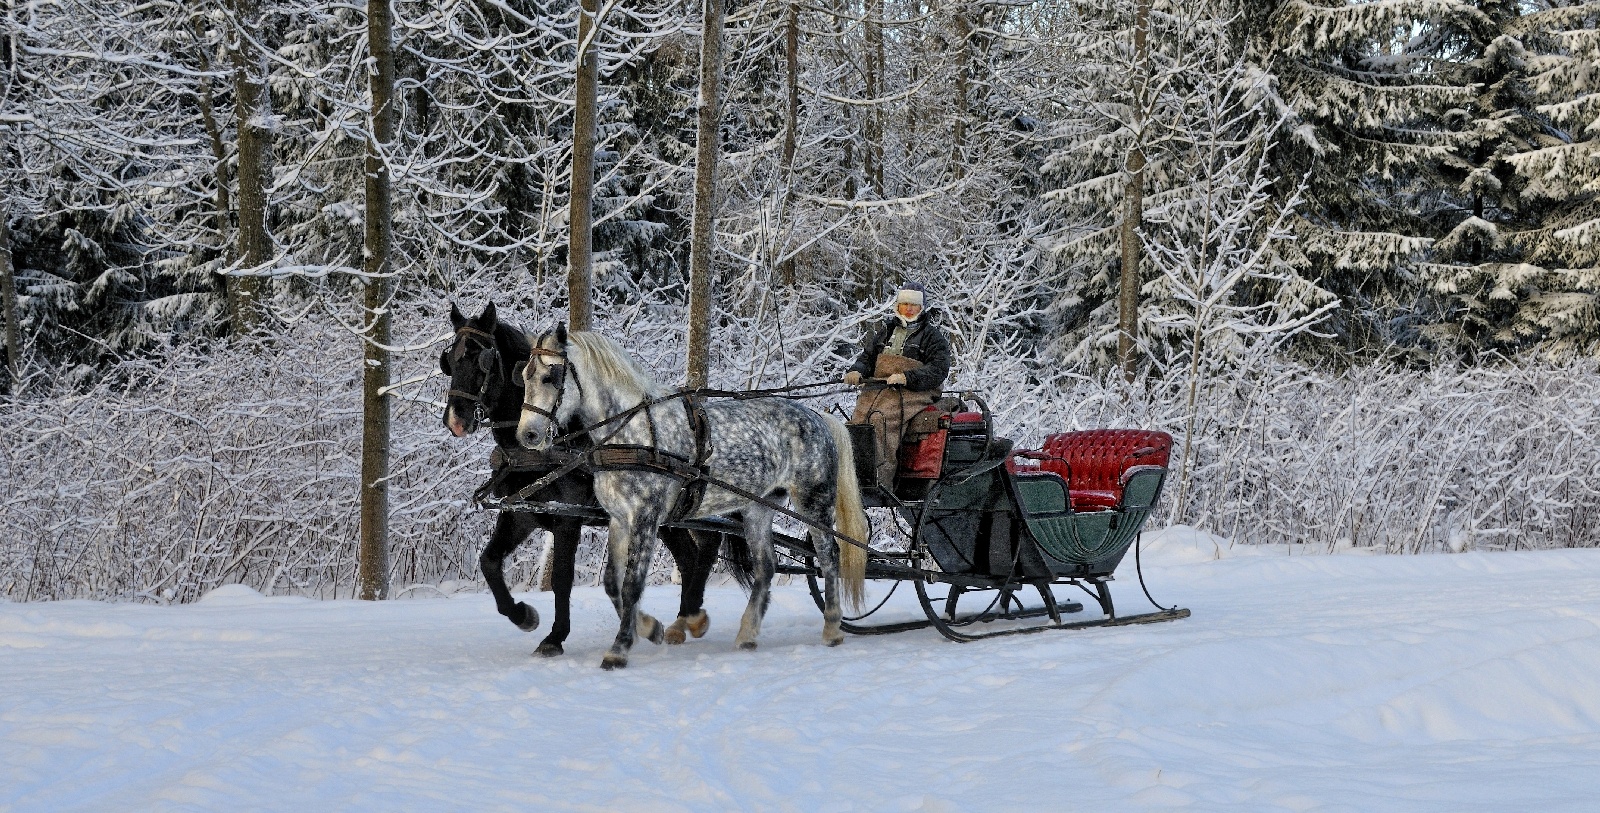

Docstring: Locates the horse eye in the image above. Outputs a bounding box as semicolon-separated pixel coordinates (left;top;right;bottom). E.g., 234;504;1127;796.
541;374;555;385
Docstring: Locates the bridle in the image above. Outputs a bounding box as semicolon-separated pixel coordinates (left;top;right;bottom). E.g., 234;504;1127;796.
445;325;501;427
519;339;580;444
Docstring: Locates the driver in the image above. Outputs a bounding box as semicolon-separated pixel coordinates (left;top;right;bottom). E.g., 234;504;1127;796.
843;282;952;490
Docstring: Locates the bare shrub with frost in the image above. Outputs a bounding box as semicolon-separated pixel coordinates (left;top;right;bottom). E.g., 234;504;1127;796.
5;278;1599;601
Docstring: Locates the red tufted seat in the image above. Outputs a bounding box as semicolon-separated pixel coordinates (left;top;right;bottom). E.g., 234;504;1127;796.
898;410;989;480
1007;430;1173;512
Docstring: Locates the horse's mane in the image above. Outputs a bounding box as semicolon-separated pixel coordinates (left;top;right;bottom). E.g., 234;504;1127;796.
567;331;671;403
496;321;530;356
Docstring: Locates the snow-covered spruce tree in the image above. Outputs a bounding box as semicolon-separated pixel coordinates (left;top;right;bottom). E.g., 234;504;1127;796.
0;0;236;375
1236;0;1489;354
1509;0;1600;355
1041;0;1242;369
1484;0;1599;355
387;0;574;302
1405;1;1600;357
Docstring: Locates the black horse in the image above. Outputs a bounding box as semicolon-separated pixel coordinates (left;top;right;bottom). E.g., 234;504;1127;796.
442;302;735;656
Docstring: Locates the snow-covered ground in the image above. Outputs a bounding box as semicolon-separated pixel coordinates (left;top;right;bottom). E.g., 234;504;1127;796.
5;528;1600;812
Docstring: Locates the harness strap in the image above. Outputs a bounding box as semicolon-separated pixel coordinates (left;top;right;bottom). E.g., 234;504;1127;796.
673;395;712;521
476;444;583;506
534;382;852;449
494;441;879;557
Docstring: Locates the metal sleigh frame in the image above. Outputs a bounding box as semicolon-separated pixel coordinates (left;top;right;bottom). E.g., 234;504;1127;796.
481;390;1189;644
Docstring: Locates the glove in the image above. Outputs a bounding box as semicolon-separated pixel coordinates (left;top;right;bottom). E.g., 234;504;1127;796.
844;371;862;385
886;373;907;387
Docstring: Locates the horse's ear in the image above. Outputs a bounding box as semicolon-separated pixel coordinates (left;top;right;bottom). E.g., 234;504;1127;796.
480;301;498;330
449;302;466;330
554;321;568;345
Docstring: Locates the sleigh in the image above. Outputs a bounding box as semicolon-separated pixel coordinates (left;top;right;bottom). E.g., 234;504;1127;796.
798;395;1188;641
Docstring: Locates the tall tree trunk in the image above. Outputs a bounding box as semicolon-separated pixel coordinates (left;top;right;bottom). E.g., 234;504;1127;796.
2;0;18;386
827;0;866;300
567;0;600;332
864;0;883;193
1117;0;1151;382
778;0;799;286
950;7;971;178
191;19;234;276
226;0;270;334
830;0;857;205
685;0;724;389
906;0;920;145
359;0;398;601
0;209;18;387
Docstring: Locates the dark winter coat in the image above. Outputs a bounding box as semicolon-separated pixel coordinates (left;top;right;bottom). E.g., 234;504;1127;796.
847;309;952;393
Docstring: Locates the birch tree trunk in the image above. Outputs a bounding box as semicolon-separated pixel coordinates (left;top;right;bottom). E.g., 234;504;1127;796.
226;0;269;334
359;0;397;601
685;0;724;389
1117;0;1151;382
567;0;600;332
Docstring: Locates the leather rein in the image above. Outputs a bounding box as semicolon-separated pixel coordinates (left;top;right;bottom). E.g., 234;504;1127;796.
497;341;877;552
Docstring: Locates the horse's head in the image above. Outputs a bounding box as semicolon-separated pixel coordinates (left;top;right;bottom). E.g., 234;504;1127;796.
441;301;512;437
515;322;577;451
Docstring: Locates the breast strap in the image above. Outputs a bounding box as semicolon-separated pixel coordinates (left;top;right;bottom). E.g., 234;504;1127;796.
588;395;712;522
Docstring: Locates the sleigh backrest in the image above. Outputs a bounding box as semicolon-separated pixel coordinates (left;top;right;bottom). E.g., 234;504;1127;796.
1009;430;1172;511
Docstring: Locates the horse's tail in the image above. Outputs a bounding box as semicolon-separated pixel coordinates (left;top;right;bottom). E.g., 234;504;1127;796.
721;533;756;594
824;414;869;612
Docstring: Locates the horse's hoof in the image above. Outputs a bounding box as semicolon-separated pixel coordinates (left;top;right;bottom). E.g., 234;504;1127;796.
642;616;665;646
738;641;758;651
600;653;628;670
664;622;687;645
535;641;563;657
824;622;845;647
512;602;540;632
687;610;710;639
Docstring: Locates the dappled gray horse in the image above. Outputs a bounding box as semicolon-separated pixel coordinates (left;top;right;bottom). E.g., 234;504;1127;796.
441;302;731;655
515;325;868;669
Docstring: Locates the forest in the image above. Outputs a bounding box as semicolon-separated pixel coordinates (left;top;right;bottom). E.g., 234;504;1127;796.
2;0;1598;602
